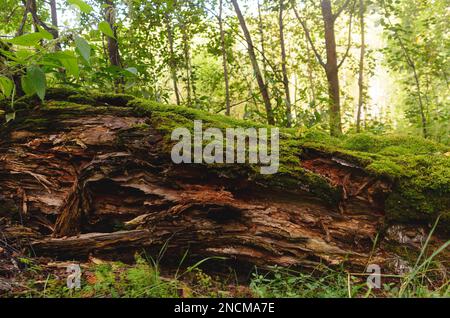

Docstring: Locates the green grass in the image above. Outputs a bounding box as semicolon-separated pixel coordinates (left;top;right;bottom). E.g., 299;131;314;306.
15;254;247;298
8;233;448;299
251;218;449;298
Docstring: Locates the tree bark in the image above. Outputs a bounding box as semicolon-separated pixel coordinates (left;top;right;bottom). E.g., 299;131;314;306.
104;0;123;93
278;0;292;127
0;89;447;272
381;2;428;138
292;0;349;136
356;0;365;133
321;0;342;136
231;0;275;125
182;28;192;107
219;0;231;116
165;12;181;106
257;1;268;79
49;0;61;51
305;31;316;105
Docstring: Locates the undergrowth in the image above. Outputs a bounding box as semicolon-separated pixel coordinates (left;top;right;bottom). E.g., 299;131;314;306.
8;235;449;299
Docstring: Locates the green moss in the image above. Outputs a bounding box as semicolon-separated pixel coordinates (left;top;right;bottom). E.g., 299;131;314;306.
67;94;97;105
131;123;150;130
382;155;450;230
366;159;405;179
342;133;447;155
42;100;93;111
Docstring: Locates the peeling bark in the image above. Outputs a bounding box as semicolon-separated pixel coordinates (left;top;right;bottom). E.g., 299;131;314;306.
0;91;447;274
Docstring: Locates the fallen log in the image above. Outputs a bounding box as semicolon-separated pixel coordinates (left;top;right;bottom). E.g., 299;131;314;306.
0;88;449;273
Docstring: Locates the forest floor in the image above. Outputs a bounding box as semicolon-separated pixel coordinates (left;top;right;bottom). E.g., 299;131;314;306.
1;249;448;298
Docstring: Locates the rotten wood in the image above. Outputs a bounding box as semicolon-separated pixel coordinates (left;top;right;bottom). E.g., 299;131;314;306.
0;93;447;274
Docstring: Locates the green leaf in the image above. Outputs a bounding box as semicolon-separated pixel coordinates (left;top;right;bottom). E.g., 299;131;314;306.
21;75;34;96
67;0;93;14
8;31;53;46
0;76;14;98
49;51;79;78
6;112;16;123
14;49;33;62
21;66;46;101
61;57;79;78
74;36;91;64
28;66;46;101
37;28;54;40
98;21;115;38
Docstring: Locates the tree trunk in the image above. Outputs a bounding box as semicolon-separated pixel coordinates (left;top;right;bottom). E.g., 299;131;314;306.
278;0;292;127
257;1;268;79
231;0;275;125
182;28;192;107
219;0;231;116
305;34;316;105
104;0;123;93
380;1;427;138
165;12;181;106
0;89;448;272
49;0;61;51
356;0;365;133
412;65;428;138
321;0;342;136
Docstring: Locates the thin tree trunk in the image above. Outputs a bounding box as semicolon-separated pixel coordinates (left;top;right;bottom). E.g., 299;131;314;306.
165;13;181;106
412;65;428;138
191;58;197;104
105;0;123;93
292;0;348;136
306;37;316;104
16;0;30;37
321;0;342;136
381;2;427;138
182;29;192;107
49;0;60;50
257;1;268;78
231;0;274;125
303;2;316;105
279;0;292;127
356;0;365;133
219;0;231;116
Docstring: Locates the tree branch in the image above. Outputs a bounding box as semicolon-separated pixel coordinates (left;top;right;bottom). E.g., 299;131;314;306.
333;0;352;20
337;0;356;69
16;1;30;37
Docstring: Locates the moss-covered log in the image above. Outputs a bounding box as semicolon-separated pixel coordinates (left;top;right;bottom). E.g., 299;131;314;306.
0;88;449;273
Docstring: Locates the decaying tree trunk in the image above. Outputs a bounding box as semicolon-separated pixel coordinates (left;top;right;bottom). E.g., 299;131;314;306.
0;89;448;274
